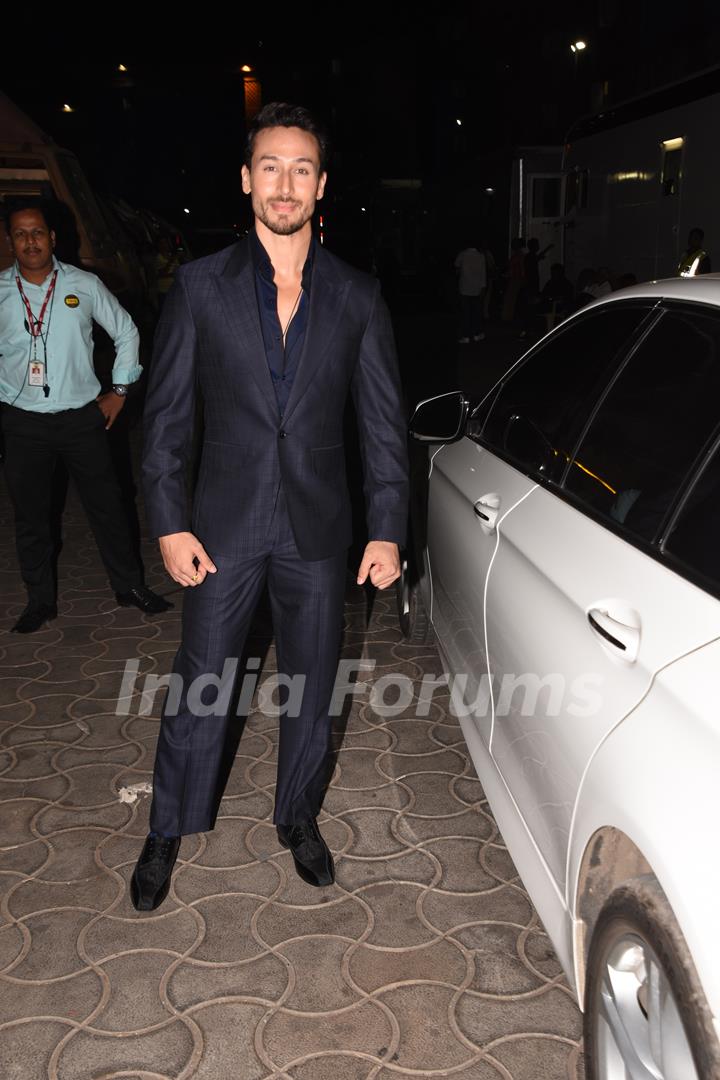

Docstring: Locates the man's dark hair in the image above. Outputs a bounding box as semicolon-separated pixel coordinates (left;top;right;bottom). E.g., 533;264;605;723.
244;102;329;171
3;197;57;235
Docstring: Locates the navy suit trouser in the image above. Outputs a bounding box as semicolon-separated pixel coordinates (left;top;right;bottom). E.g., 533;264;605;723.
149;487;347;837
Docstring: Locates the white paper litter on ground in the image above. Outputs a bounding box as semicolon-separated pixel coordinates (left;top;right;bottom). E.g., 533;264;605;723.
117;781;153;803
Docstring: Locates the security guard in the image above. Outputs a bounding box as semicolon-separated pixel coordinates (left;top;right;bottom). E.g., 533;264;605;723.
678;227;712;277
1;198;171;632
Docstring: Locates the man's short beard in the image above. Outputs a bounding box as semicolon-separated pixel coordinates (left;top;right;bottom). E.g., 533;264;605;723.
255;202;311;236
262;217;305;236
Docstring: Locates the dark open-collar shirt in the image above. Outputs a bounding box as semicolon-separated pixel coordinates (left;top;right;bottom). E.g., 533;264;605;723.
250;229;314;418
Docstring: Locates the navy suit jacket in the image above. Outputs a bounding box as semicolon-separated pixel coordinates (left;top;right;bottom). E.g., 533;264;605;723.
142;236;408;560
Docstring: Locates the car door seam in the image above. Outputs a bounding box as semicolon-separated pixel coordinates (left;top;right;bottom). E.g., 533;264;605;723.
484;483;539;747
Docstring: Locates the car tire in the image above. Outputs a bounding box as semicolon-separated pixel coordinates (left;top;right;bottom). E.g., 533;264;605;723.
583;876;720;1079
396;552;432;644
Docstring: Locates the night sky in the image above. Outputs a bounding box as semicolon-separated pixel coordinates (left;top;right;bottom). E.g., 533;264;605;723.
4;3;720;244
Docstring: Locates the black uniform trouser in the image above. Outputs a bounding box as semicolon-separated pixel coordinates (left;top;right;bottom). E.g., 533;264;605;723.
460;293;484;338
2;401;142;606
149;487;347;836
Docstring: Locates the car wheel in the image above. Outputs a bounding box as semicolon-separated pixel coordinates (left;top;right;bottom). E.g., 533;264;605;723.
584;876;720;1079
396;552;432;644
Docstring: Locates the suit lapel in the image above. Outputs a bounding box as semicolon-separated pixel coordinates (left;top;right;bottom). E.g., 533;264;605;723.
211;240;278;416
282;248;350;424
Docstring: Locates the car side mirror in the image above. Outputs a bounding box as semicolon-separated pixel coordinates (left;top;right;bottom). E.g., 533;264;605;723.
409;391;470;443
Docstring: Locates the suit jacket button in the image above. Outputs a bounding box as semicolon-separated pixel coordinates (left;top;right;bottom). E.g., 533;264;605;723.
279;429;287;438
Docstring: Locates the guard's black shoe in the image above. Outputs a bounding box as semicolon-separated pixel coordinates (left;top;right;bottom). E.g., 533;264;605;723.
130;834;180;911
10;603;58;634
115;585;173;614
277;818;335;887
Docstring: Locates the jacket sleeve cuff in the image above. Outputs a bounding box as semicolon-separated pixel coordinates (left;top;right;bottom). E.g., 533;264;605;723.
367;512;408;548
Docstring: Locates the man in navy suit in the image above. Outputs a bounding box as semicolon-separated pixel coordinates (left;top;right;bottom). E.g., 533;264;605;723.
132;103;409;909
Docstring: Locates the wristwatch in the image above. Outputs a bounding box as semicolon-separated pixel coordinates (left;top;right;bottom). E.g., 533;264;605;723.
112;384;129;397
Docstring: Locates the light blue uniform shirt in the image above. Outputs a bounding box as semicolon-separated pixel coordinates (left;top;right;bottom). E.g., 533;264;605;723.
0;257;141;412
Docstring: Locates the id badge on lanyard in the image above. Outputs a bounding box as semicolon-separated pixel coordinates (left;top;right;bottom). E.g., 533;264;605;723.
15;269;57;394
28;360;45;386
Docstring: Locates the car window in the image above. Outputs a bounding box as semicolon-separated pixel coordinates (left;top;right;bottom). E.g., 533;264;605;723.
479;304;650;482
563;306;720;543
663;438;720;594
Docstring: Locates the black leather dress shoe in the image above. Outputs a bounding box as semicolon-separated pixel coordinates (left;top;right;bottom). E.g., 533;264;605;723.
131;834;181;911
11;603;58;634
277;819;335;887
115;585;173;614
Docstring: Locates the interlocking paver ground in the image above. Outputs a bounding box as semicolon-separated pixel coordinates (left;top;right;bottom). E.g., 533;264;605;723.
0;454;584;1079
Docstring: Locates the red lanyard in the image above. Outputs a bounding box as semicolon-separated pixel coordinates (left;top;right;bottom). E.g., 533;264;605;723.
15;269;58;339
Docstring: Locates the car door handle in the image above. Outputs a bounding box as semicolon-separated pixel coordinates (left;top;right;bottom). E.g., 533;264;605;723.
474;495;501;531
587;608;640;662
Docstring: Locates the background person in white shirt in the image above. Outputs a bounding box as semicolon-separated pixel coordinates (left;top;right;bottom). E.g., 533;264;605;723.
454;243;487;343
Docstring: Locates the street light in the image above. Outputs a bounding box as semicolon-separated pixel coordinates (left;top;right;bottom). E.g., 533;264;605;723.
62;103;74;113
570;39;588;91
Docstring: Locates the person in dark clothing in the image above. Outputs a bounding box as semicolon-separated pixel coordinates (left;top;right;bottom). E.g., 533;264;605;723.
130;102;409;911
524;238;552;296
678;228;712;276
502;237;526;323
539;263;574;324
519;238;553;337
572;267;597;312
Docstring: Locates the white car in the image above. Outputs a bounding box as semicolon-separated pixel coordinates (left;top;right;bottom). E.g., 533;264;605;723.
401;276;720;1079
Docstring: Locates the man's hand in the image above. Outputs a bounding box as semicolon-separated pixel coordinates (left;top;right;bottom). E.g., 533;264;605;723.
356;541;401;590
96;392;125;430
158;532;217;587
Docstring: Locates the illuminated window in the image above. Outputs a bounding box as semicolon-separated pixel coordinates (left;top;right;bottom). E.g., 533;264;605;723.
661;137;684;197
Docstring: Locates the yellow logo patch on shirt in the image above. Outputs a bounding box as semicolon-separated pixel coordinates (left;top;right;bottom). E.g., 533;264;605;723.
64;294;80;308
